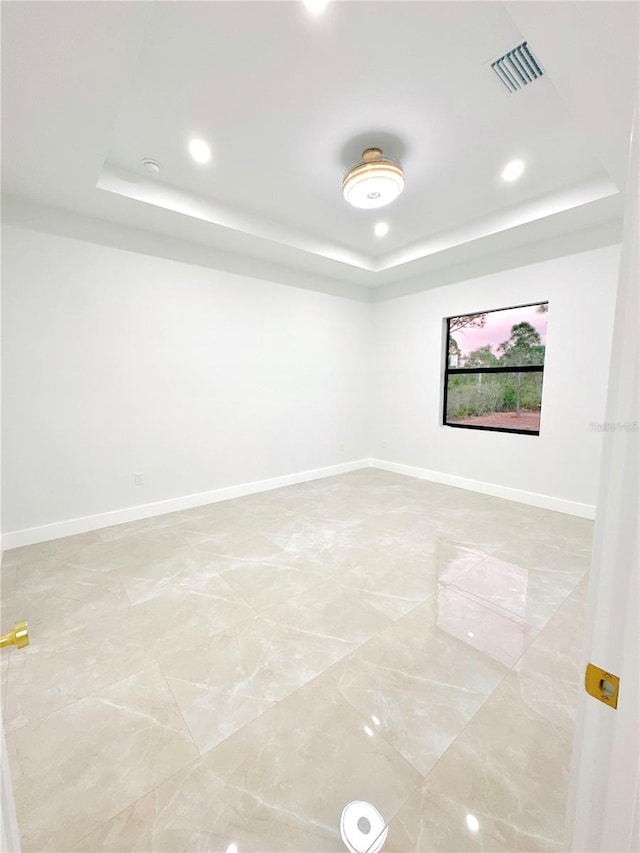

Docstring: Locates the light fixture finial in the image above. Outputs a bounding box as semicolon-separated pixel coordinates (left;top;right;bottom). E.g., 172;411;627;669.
362;148;383;163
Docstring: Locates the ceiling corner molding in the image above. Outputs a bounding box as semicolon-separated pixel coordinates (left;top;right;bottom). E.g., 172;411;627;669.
372;217;623;302
1;195;372;304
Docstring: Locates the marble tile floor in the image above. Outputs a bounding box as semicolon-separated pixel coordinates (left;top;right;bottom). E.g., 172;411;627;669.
0;469;592;852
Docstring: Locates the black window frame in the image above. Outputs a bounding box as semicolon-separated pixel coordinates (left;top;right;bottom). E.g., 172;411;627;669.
443;301;548;437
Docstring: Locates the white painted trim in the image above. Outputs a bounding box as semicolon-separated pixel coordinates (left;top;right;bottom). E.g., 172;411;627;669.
566;109;639;853
2;455;595;550
2;460;370;550
370;458;595;518
1;709;21;853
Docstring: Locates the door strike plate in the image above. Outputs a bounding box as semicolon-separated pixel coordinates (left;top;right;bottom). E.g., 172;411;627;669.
585;663;620;709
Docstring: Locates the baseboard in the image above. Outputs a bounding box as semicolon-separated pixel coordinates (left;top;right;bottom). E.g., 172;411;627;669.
2;459;370;550
3;455;595;550
369;458;596;519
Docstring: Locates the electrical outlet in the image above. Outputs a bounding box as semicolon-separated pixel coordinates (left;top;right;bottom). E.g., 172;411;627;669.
134;472;144;487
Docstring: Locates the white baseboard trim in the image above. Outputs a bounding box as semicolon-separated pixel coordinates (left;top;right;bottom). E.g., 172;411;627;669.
3;456;595;550
370;458;596;519
2;459;370;550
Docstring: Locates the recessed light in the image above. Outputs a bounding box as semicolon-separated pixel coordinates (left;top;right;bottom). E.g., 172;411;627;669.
374;221;389;237
303;0;329;13
141;158;161;174
467;631;474;638
189;138;211;164
502;159;525;182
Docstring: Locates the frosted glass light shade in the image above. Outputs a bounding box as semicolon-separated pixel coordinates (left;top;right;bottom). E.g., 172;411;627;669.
343;148;405;209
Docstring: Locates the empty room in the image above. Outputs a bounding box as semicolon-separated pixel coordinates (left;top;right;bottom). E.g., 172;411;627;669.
1;2;638;852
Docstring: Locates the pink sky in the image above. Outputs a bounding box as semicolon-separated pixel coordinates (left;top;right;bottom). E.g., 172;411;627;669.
451;304;548;357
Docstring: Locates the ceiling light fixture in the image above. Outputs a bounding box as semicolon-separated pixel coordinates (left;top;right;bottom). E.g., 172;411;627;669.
502;159;525;182
374;221;389;237
303;0;329;13
189;138;211;164
141;158;161;174
343;148;405;209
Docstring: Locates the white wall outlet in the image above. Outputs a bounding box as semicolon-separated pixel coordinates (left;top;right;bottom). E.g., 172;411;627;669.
134;472;144;486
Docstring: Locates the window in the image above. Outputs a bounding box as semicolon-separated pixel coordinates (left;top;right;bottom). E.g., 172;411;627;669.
443;302;548;435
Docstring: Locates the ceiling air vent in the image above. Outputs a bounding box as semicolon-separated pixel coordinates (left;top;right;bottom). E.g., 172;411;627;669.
491;42;543;93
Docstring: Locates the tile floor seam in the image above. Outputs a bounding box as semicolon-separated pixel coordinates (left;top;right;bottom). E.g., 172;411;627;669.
6;675;204;852
336;659;503;698
224;571;330;612
438;586;582;741
442;579;547;638
395;678;507;794
500;577;587;677
258;617;375;649
304;667;429;779
160;658;335;762
97;692;199;740
204;665;424;818
329;682;472;782
312;592;428;654
116;568;155;608
484;816;566;851
379;792;506;853
317;591;436;675
65;758;207;852
157;661;210;760
364;772;429;853
143;667;429;848
452;603;583;758
403;669;576;835
409;789;539;853
326;581;533;677
256;574;400;625
164;672;275;706
333;581;433;609
220;778;339;838
500;677;579;742
3;659;167;736
321;621;509;780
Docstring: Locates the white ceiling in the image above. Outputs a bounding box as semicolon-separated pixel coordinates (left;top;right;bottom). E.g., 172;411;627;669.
1;1;637;293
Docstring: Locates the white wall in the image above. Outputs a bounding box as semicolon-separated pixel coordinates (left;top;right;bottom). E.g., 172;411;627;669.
1;225;371;536
1;223;620;541
371;245;620;515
